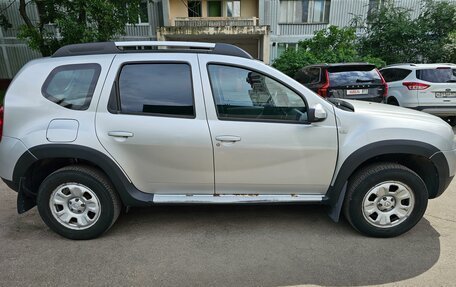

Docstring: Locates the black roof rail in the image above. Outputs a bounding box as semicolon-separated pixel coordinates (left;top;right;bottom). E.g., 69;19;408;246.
52;41;253;59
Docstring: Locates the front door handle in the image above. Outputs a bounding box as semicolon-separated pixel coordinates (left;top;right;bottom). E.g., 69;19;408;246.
108;131;134;138
215;135;241;142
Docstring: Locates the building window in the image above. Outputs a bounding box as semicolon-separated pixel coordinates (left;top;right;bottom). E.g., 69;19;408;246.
188;0;202;17
137;0;149;23
280;0;331;23
208;0;222;17
368;0;385;16
226;0;241;17
276;43;298;58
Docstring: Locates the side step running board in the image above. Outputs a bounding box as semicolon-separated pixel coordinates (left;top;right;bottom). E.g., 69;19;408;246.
153;194;325;204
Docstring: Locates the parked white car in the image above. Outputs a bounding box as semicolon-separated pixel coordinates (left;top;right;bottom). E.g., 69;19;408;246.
380;63;456;124
0;42;455;239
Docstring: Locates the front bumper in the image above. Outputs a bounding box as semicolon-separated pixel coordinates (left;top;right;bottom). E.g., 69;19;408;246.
430;149;456;198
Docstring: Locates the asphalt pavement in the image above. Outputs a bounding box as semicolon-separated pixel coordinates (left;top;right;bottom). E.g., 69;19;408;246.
0;160;455;286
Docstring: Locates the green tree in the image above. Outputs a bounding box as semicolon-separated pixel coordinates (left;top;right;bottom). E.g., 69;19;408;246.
360;0;456;64
416;0;456;62
273;26;385;77
1;0;142;56
442;32;456;63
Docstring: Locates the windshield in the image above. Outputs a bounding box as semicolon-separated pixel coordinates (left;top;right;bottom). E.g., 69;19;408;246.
328;67;382;86
417;68;456;83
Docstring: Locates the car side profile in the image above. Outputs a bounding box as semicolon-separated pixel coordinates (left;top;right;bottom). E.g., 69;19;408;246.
380;63;456;125
0;42;455;240
294;63;388;103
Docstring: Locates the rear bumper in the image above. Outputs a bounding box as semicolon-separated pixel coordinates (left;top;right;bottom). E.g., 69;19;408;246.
0;136;32;181
410;106;456;116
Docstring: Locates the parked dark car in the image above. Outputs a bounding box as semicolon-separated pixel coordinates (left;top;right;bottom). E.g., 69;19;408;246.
294;63;388;102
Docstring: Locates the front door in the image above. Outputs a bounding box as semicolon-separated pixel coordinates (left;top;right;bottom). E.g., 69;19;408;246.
198;55;338;195
95;54;214;194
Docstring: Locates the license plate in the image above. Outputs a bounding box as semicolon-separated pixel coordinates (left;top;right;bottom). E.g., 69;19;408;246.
435;91;456;98
347;89;369;95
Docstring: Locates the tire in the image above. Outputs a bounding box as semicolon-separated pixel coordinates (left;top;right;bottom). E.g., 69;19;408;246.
445;116;456;127
37;165;121;240
343;163;428;238
387;97;399;106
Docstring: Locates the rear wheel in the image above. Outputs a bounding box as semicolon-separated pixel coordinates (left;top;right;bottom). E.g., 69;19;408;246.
387;97;399;106
37;165;121;240
343;163;428;237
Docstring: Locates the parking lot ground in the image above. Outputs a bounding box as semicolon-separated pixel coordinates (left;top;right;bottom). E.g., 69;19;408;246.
1;180;455;286
1;164;456;286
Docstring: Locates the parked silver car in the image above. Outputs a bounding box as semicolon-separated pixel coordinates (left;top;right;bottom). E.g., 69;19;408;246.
0;42;455;239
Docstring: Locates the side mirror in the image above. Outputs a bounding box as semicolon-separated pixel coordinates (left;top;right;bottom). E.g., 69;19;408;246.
307;104;327;123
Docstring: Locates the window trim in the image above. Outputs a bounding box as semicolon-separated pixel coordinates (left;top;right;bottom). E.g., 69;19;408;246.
109;61;196;119
206;62;309;124
41;63;101;111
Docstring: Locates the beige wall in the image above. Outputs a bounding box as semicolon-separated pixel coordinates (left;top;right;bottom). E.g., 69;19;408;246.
168;0;258;23
240;0;258;18
169;0;190;22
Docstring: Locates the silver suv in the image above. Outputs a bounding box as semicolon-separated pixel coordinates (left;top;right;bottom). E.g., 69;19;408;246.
380;63;456;125
1;42;455;239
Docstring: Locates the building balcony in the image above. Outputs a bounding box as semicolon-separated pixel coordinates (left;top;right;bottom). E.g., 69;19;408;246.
173;17;259;27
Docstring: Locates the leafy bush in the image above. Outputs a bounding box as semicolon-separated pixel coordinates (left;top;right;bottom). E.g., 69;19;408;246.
272;26;385;77
359;0;456;64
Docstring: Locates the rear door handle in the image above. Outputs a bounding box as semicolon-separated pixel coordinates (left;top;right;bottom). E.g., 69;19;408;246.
215;135;241;142
108;131;134;138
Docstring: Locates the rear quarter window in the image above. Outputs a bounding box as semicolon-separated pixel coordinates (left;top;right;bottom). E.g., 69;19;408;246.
416;68;456;83
42;64;101;110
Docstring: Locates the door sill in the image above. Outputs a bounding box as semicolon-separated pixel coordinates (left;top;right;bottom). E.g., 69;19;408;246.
153;194;324;204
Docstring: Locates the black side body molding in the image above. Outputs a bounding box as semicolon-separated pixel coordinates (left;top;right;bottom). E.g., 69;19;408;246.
325;140;450;222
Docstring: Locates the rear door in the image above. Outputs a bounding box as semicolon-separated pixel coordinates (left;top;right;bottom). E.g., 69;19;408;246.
416;67;456;107
327;65;386;102
95;54;214;194
380;68;415;105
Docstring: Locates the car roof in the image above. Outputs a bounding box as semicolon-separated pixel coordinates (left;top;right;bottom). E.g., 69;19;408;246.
52;41;253;60
303;63;374;68
381;63;456;70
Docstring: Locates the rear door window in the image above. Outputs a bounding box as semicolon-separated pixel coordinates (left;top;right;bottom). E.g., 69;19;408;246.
116;63;194;117
417;68;456;83
42;63;101;110
328;66;382;86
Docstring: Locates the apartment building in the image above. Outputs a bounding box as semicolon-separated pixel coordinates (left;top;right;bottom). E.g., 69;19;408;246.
0;0;454;80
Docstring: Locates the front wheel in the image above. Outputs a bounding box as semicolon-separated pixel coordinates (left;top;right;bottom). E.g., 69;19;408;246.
444;116;456;127
37;165;121;240
343;163;428;237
